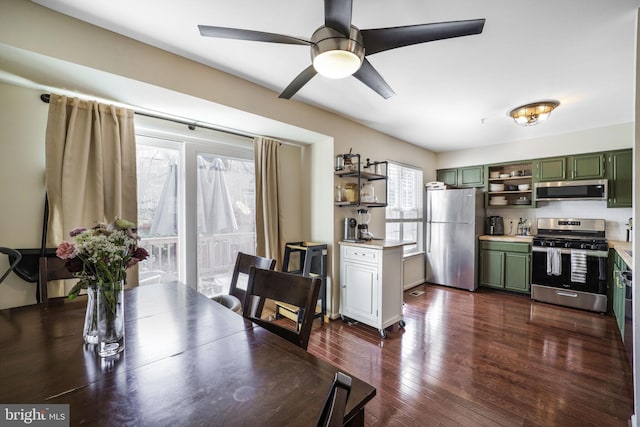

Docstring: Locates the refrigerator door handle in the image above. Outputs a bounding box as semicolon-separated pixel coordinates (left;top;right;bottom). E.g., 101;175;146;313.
427;222;431;253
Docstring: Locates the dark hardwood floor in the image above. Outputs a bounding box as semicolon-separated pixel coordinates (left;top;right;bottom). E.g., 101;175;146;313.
307;284;634;426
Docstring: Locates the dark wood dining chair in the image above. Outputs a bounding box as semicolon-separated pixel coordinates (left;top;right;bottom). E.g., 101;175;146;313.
212;252;275;313
39;256;75;306
316;372;352;427
0;247;22;285
243;267;321;350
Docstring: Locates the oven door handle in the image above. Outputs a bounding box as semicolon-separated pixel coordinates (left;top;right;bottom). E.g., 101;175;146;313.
532;247;608;258
555;291;579;298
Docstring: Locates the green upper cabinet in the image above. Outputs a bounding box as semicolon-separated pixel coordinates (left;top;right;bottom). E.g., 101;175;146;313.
608;149;632;208
436;168;458;186
436;166;484;187
535;157;566;181
458;165;484;187
568;153;606;180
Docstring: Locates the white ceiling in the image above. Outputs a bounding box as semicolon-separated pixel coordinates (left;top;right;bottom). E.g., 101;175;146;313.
26;0;640;152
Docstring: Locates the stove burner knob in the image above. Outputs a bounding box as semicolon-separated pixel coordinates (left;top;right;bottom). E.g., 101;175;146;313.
591;244;599;250
565;242;572;248
548;241;555;247
580;243;589;250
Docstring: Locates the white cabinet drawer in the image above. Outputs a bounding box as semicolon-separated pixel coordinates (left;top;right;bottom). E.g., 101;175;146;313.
342;245;378;264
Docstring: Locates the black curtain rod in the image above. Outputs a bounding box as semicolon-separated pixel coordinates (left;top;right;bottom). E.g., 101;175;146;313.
39;93;253;139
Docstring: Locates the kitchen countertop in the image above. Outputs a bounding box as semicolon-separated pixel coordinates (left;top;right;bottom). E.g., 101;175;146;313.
479;235;534;243
609;240;633;269
339;239;414;249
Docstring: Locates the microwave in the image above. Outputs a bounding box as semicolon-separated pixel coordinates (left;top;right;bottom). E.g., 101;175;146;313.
535;179;607;201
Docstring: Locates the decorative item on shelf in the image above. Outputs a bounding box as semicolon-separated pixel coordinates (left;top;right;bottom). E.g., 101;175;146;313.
335;185;344;202
499;173;510;178
56;218;149;357
509;100;560;126
360;183;375;203
489;171;500;179
344;183;358;202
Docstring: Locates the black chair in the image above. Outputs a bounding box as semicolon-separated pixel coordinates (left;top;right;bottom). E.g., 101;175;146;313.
316;372;352;427
243;267;321;350
212;252;275;313
0;247;22;285
39;256;76;306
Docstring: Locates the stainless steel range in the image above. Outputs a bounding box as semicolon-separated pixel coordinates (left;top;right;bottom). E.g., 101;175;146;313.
531;218;608;313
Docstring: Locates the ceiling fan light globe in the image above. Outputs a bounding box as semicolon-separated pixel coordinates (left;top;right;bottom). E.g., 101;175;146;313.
313;50;361;79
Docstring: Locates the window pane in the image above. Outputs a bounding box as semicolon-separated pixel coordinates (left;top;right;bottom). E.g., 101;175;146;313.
136;145;180;285
197;154;256;298
385;162;424;254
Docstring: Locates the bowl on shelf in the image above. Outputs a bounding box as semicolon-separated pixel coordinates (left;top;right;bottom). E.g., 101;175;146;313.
510;170;525;177
506;184;518;191
518;184;530;191
489;183;505;192
489;171;501;179
499;173;510;178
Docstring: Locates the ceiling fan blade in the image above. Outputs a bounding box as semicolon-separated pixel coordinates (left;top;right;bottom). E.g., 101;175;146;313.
279;65;318;99
352;59;395;99
361;19;485;55
198;25;310;45
324;0;353;36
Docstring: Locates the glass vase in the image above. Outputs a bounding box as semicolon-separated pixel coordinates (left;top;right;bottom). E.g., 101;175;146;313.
97;280;125;357
82;286;99;345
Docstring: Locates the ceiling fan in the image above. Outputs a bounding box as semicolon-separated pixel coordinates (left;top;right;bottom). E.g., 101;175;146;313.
198;0;485;99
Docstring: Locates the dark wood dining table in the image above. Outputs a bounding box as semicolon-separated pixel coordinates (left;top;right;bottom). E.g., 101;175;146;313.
0;282;376;426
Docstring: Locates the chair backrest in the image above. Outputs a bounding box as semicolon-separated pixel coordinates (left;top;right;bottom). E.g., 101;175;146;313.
243;267;321;350
0;247;22;285
229;252;276;304
316;372;352;427
39;256;75;305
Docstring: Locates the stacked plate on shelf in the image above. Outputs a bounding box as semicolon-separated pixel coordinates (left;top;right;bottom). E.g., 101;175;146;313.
489;196;508;206
512;196;530;205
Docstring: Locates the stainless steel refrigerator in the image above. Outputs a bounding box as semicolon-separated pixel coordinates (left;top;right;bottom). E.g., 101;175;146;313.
425;187;485;290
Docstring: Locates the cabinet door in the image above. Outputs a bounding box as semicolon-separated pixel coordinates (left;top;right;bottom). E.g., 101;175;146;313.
480;250;504;288
458;166;484;187
504;252;530;293
341;261;378;324
569;153;605;180
612;263;625;335
608;150;632;208
535;157;566;181
436;168;458;186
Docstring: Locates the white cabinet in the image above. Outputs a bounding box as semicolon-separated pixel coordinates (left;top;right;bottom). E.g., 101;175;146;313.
339;243;405;338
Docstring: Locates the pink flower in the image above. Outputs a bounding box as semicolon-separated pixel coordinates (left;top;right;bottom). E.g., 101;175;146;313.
56;241;76;260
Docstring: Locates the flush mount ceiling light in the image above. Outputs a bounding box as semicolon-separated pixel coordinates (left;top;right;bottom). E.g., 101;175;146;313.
311;27;364;79
509;100;560;126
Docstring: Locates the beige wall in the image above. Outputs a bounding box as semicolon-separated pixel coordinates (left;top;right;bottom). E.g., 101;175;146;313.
436;122;633;169
0;83;48;308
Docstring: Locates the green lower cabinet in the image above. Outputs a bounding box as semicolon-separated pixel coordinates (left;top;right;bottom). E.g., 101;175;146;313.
612;261;625;335
504;252;531;292
479;241;531;293
480;250;504;288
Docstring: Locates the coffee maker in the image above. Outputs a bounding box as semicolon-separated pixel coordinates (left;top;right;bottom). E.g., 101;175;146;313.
485;216;504;235
343;217;358;241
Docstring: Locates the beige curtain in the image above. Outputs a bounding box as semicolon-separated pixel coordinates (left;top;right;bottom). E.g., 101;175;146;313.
45;94;138;291
254;137;283;268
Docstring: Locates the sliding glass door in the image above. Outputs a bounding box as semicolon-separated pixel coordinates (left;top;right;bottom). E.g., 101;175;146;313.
196;154;255;297
136;126;255;297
